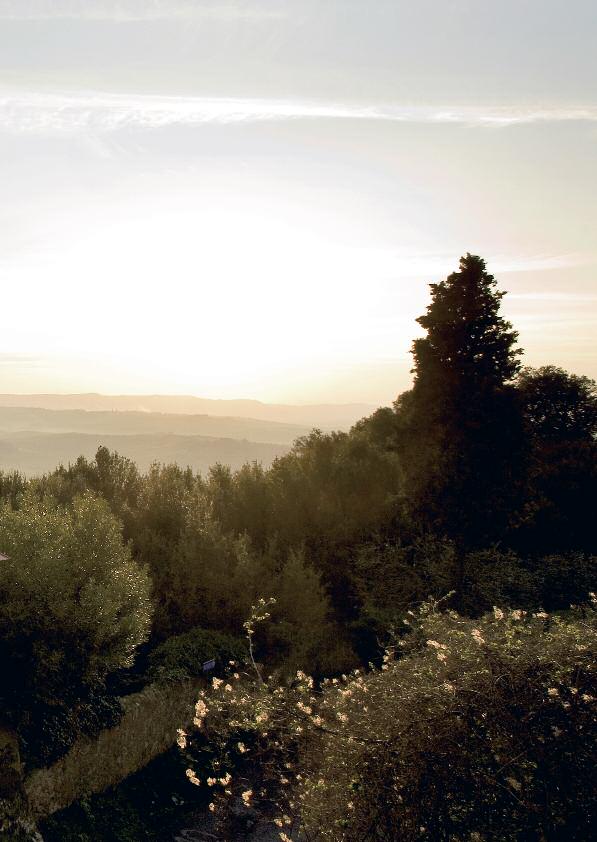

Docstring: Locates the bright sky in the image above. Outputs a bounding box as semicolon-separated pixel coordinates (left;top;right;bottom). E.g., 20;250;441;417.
1;0;596;404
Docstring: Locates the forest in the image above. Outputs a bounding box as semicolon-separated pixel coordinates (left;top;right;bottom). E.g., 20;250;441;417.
0;255;595;841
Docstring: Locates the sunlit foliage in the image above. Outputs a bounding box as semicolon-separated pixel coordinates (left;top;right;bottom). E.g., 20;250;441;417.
0;492;152;764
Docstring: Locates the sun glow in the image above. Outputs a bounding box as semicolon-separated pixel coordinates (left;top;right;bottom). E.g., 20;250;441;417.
3;179;591;403
3;194;425;400
3;174;593;403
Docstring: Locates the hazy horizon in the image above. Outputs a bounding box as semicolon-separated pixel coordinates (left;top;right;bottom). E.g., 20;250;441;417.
0;390;375;408
1;0;596;403
0;392;375;477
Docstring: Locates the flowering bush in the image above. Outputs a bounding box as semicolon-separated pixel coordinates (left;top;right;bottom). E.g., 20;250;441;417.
182;597;597;840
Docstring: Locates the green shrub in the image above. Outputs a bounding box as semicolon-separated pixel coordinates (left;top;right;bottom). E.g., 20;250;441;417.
147;627;247;683
260;550;356;677
0;492;152;765
351;540;596;623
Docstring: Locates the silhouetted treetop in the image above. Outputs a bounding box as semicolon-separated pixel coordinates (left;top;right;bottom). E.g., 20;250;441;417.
412;253;523;394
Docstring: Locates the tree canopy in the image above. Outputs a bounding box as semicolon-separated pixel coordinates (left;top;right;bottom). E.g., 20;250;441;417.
517;365;597;443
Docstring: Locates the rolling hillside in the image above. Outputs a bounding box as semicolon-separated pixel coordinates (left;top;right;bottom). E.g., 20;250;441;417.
0;396;376;476
0;394;375;430
0;431;288;476
0;406;309;445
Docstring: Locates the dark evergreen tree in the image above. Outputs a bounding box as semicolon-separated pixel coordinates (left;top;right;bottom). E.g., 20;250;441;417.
412;253;522;400
514;367;597;553
398;254;525;548
517;366;597;443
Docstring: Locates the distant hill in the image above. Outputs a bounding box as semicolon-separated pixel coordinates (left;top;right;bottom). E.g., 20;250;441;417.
0;431;289;477
0;396;378;477
0;394;375;431
0;406;309;446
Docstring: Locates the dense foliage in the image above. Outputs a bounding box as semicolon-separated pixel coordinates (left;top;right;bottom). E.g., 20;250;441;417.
146;627;247;684
0;493;152;766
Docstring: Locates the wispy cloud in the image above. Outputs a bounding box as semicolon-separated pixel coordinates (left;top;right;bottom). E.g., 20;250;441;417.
1;91;597;134
491;254;588;274
377;251;585;281
509;292;597;302
0;353;44;367
0;0;284;22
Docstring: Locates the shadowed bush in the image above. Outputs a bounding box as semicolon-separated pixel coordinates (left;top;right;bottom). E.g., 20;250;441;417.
147;626;248;683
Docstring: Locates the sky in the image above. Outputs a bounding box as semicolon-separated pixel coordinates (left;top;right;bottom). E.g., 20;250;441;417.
0;0;596;405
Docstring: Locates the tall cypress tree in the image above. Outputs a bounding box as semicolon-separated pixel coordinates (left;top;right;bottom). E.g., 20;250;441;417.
413;254;522;396
399;254;524;547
